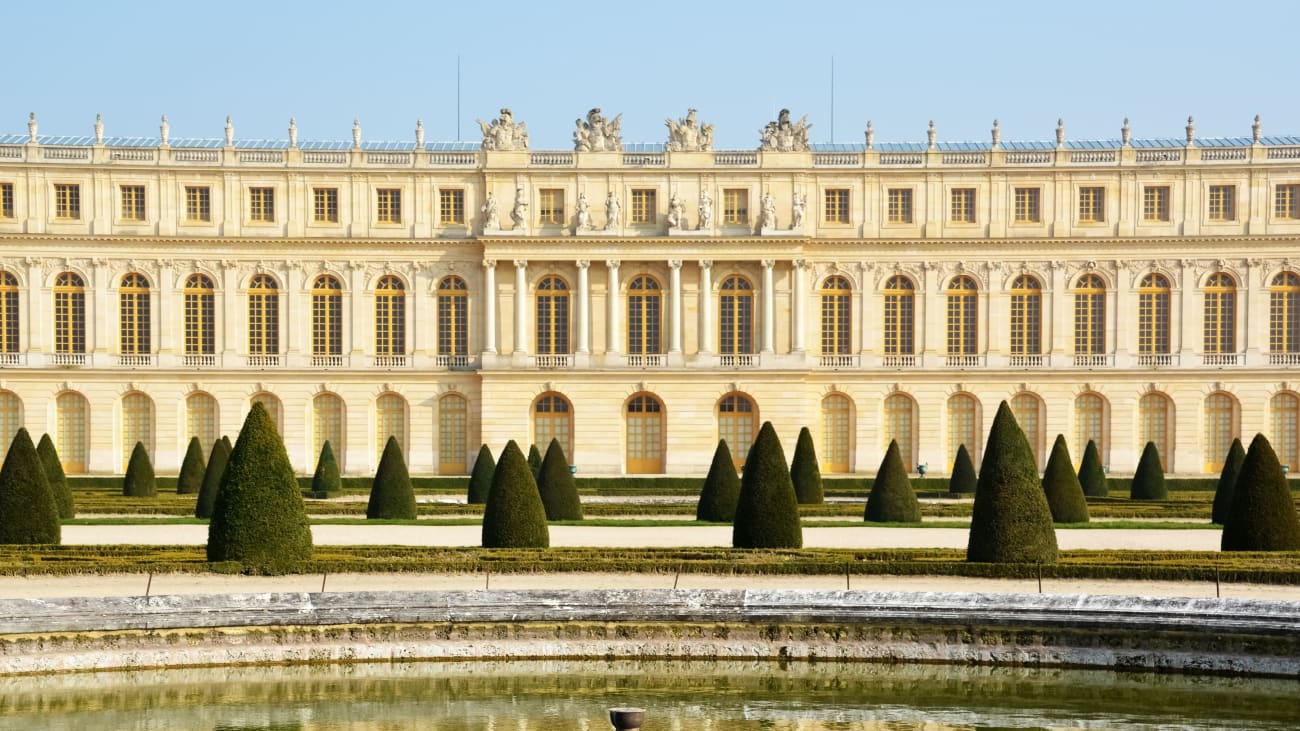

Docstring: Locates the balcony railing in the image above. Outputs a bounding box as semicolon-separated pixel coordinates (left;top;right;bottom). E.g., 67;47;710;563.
434;354;470;369
944;354;984;368
310;354;345;368
713;151;757;166
1269;352;1300;366
882;354;917;368
182;354;216;367
626;354;665;368
117;354;155;367
535;354;574;369
1136;353;1176;367
246;354;281;367
817;354;860;368
0;352;23;366
1072;354;1114;367
1202;353;1243;367
719;354;756;368
50;353;88;366
1008;354;1046;368
373;355;409;368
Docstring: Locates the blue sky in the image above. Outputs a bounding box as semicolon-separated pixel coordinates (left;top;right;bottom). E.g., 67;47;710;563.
6;0;1297;148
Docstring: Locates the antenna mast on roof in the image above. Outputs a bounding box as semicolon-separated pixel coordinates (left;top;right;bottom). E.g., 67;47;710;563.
830;54;835;143
456;55;461;142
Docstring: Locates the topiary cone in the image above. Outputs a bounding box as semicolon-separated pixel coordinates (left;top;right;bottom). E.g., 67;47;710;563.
177;436;207;494
195;437;231;519
527;443;543;479
466;444;496;505
865;440;921;522
733;421;802;548
790;427;824;505
537;438;582;520
206;403;312;574
482;440;549;548
1041;434;1089;524
312;440;342;497
36;434;74;519
367;436;416;520
966;401;1058;563
0;428;60;544
1221;433;1300;551
1130;441;1167;500
697;439;741;522
122;442;157;497
1078;439;1108;498
1211;438;1246;525
949;444;977;495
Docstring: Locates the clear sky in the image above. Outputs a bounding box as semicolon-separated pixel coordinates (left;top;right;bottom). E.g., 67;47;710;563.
6;0;1298;148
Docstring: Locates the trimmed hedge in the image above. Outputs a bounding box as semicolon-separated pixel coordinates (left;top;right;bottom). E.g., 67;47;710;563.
527;444;543;479
697;440;741;522
949;444;977;494
1131;442;1168;500
481;440;549;548
0;428;60;544
1042;435;1089;523
537;439;583;520
1078;440;1108;498
790;427;824;505
1222;434;1300;551
312;441;342;497
864;440;920;523
195;437;231;520
1212;438;1246;525
121;442;157;498
37;434;74;519
733;421;802;548
177;437;206;495
366;436;416;520
466;445;496;505
966;401;1058;564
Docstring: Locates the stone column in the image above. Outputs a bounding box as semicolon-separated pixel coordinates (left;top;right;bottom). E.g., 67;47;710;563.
1113;262;1130;365
698;260;713;354
285;265;304;359
1178;259;1196;358
24;259;42;355
605;259;621;355
348;262;366;358
222;262;239;358
668;260;682;354
482;259;497;354
1243;258;1259;363
576;260;590;354
513;260;528;355
90;259;109;356
1048;261;1066;355
761;259;775;354
858;262;873;356
792;259;806;354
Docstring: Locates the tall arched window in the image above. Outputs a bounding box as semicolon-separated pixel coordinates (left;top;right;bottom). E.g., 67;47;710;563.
183;274;215;357
627;275;662;355
821;394;852;473
54;272;86;355
1204;392;1239;473
1074;274;1106;355
0;272;19;355
313;393;345;473
946;276;977;356
1271;392;1300;472
534;392;573;460
1270;272;1300;355
718;393;756;468
119;273;151;356
247;274;279;356
311;274;343;358
883;393;916;470
626;393;665;474
1010;393;1044;470
883;276;915;356
375;393;408;465
1138;273;1171;356
947;394;979;468
186;392;218;456
251;392;283;435
121;392;154;472
820;276;852;355
719;275;753;355
0;391;21;463
535;276;570;355
437;276;467;356
56;391;88;474
1074;393;1107;465
1009;275;1041;356
1203;272;1236;355
375;275;407;359
1138;392;1173;471
439;393;468;474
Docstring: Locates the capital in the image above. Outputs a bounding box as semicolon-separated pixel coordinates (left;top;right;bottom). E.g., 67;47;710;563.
698;259;713;269
576;259;590;270
514;259;528;269
482;259;497;269
668;260;682;270
792;259;806;269
761;259;775;269
605;259;621;269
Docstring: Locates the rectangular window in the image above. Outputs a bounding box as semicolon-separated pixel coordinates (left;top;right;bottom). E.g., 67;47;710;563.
887;188;913;223
823;189;849;223
631;189;656;224
538;189;564;224
0;183;12;218
312;188;338;223
1078;186;1104;223
1013;187;1040;223
950;188;976;223
439;188;465;224
184;186;211;222
376;188;401;224
248;187;275;223
54;183;80;220
1275;184;1300;220
723;189;748;224
1143;186;1170;222
1208;185;1236;221
119;185;145;221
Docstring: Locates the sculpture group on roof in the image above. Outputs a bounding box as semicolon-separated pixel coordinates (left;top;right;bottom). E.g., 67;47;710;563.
665;109;714;152
573;108;623;152
477;108;529;151
759;109;812;152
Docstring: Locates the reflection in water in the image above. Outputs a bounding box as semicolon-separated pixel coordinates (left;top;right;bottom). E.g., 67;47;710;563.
0;660;1297;730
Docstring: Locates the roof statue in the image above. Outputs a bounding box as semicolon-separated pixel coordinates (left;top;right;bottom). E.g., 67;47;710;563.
665;109;714;152
478;108;529;151
574;108;622;152
759;108;811;152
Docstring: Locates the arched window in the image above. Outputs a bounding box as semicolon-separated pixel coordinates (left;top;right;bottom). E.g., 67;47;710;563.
183;274;215;357
946;276;977;356
1203;272;1236;355
534;392;573;461
54;272;86;355
439;393;468;474
251;392;283;435
1074;274;1106;355
535;276;570;355
883;276;915;356
56;391;88;474
719;275;753;355
375;275;407;359
0;272;19;354
119;273;151;356
1138;273;1171;356
1074;393;1107;466
1204;392;1239;473
121;392;154;472
375;393;407;465
1270;272;1300;355
1271;392;1300;473
1010;393;1044;470
718;393;756;468
313;393;345;473
1009;275;1041;356
186;392;218;456
627;275;662;355
247;274;279;356
820;276;852;355
626;393;665;474
947;394;979;468
0;391;21;463
821;394;852;473
883;393;916;470
1138;392;1173;471
437;276;467;357
311;274;343;358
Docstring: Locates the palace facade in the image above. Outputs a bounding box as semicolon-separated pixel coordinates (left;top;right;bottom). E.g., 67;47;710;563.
1;111;1299;478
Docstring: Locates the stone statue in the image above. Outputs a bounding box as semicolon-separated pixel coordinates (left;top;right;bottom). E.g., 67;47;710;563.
574;108;623;152
758;192;777;230
510;187;528;230
477;108;530;151
481;193;500;232
790;192;805;229
667;194;686;229
575;192;592;232
697;191;713;231
28;112;37;143
759;108;812;152
665;108;715;152
604;192;622;231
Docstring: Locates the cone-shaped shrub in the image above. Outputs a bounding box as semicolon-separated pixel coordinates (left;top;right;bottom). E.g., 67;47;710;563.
177;437;207;494
789;427;824;505
1211;438;1247;525
207;403;312;574
122;442;157;497
1041;434;1089;524
697;440;741;522
312;441;342;497
0;428;60;544
949;444;977;494
1221;434;1300;551
222;435;232;451
865;440;921;522
466;445;496;505
482;440;549;548
1078;440;1108;498
733;422;802;548
1130;442;1167;500
36;434;73;519
527;443;543;478
195;437;231;519
367;436;416;520
537;438;582;520
966;401;1058;563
